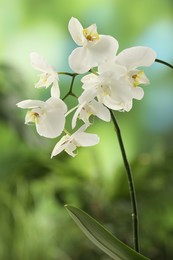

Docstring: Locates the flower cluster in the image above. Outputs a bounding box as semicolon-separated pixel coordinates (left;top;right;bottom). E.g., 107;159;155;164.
17;17;156;158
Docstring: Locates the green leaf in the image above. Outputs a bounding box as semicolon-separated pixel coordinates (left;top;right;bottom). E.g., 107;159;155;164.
65;205;150;260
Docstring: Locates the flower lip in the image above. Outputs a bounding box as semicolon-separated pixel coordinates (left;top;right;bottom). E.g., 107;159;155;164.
25;110;40;124
83;24;100;43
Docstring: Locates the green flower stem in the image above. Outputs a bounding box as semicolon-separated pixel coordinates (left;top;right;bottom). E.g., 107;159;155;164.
58;72;78;77
62;74;78;100
110;110;140;253
155;59;173;69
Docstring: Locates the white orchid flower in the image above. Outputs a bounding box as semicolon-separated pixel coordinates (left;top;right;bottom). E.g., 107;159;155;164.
80;46;156;111
16;97;67;138
51;124;100;157
30;52;60;98
114;46;157;100
81;65;133;111
71;86;110;128
68;17;119;73
72;99;111;129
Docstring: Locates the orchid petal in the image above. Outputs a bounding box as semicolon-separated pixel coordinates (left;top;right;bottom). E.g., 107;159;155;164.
72;103;84;129
68;17;84;46
30;52;52;73
51;82;60;98
36;108;65;138
90;100;111;122
103;95;124;111
75;132;100;146
98;62;126;80
78;88;97;104
51;135;70;158
16;99;45;109
88;35;118;63
81;73;98;85
69;47;93;74
116;46;157;69
123;101;133;112
72;124;89;137
131;87;144;100
46;97;67;113
65;142;77;157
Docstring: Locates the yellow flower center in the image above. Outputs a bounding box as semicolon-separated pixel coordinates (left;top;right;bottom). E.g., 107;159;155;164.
40;73;49;84
26;111;40;124
101;85;110;96
83;24;100;42
132;70;144;87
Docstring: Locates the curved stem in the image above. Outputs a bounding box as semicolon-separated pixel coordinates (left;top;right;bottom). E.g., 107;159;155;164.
155;59;173;69
110;110;140;253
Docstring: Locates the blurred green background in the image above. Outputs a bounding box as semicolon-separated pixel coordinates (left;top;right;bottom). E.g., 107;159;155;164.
0;0;173;259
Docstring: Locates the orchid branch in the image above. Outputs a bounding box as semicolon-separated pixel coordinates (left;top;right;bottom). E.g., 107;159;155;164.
110;109;140;253
58;72;78;76
155;59;173;69
62;73;78;100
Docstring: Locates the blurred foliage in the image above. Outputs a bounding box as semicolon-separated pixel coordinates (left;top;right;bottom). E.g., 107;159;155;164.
0;0;173;259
